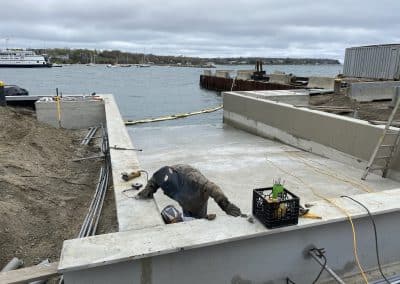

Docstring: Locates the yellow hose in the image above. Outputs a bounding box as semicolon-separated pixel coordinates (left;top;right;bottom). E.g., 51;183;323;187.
265;157;369;283
124;105;223;125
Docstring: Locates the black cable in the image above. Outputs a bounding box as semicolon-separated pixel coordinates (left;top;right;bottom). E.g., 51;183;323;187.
341;195;390;284
286;277;296;284
310;248;327;284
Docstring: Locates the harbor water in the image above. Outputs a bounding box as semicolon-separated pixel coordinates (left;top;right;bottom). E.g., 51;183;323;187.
0;64;342;126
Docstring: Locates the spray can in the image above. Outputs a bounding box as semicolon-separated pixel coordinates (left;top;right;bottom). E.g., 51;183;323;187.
0;81;5;106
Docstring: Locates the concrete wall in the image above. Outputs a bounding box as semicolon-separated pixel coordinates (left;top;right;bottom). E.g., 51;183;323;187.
307;76;335;89
35;99;106;129
269;74;292;85
63;212;400;284
232;90;309;106
215;70;231;78
203;70;212;76
236;70;253;80
347;81;400;102
223;92;400;177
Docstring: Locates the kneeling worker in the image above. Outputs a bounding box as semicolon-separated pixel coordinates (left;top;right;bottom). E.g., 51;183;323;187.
136;164;242;223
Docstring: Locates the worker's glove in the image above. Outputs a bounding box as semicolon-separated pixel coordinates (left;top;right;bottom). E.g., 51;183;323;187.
136;188;154;199
218;199;241;217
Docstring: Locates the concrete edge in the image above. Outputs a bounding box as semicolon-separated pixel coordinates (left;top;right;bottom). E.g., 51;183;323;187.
58;188;400;273
99;94;164;231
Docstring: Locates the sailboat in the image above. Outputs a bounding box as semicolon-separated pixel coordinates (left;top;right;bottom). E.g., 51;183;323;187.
120;54;132;67
138;52;150;68
86;54;96;66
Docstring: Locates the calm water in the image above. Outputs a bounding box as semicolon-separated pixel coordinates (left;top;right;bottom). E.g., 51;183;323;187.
0;64;342;126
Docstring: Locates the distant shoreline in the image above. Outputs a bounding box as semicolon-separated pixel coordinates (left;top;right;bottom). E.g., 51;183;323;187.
31;48;340;66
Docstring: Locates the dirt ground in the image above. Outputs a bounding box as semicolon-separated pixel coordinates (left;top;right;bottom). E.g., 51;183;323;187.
0;107;117;269
309;93;400;122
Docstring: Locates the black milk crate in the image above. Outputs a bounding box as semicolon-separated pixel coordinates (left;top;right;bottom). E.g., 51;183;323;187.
252;187;300;229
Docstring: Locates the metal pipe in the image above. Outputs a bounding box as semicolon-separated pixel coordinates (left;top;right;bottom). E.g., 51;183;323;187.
91;165;110;235
1;257;23;272
81;127;94;145
86;169;108;236
81;126;98;145
309;249;345;284
29;259;50;284
78;167;104;238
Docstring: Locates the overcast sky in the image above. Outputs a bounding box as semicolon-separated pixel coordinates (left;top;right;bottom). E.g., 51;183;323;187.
1;0;399;60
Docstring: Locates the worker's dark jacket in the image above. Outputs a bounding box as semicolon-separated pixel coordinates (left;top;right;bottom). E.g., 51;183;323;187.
141;164;228;218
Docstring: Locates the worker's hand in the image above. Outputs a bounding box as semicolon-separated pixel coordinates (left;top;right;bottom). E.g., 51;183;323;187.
218;199;241;217
224;202;241;217
135;188;154;199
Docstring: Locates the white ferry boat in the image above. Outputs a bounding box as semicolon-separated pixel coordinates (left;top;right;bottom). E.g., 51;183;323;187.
0;49;52;67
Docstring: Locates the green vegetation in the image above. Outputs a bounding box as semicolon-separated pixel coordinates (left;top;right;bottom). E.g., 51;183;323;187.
34;48;340;65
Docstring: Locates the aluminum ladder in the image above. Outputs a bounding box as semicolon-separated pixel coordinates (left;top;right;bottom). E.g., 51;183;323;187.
361;94;400;180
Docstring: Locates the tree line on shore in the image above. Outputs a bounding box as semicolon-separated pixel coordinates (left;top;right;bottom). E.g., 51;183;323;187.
34;48;340;65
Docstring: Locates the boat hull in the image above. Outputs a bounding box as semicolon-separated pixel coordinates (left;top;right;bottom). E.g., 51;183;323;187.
0;64;52;68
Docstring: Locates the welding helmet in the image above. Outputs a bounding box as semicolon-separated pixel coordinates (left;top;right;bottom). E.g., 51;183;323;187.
161;205;183;224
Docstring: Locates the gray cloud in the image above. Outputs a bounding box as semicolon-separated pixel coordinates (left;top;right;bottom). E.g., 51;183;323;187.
0;0;399;60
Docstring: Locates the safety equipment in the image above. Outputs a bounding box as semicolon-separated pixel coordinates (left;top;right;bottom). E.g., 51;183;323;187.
161;205;183;224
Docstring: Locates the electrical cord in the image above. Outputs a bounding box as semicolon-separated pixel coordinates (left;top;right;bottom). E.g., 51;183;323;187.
310;248;327;284
341;195;391;284
287;151;374;193
265;157;369;283
286;277;296;283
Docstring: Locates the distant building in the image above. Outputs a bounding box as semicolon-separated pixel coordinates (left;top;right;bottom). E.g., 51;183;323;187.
343;44;400;80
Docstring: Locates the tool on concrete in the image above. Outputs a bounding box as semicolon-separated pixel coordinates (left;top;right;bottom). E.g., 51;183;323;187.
121;171;141;181
131;182;143;190
309;248;345;284
1;257;24;272
112;145;143;151
362;87;400;180
299;205;322;219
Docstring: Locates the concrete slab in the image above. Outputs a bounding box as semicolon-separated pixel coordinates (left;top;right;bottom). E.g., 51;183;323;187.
231;90;310;105
307;76;335;89
130;124;399;217
59;188;400;273
269;74;292;84
236;70;253;80
215;70;232;78
101;95;163;231
347;81;400;102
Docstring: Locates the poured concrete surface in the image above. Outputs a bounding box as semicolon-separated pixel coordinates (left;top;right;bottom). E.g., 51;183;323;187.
59;104;400;283
130;124;400;217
